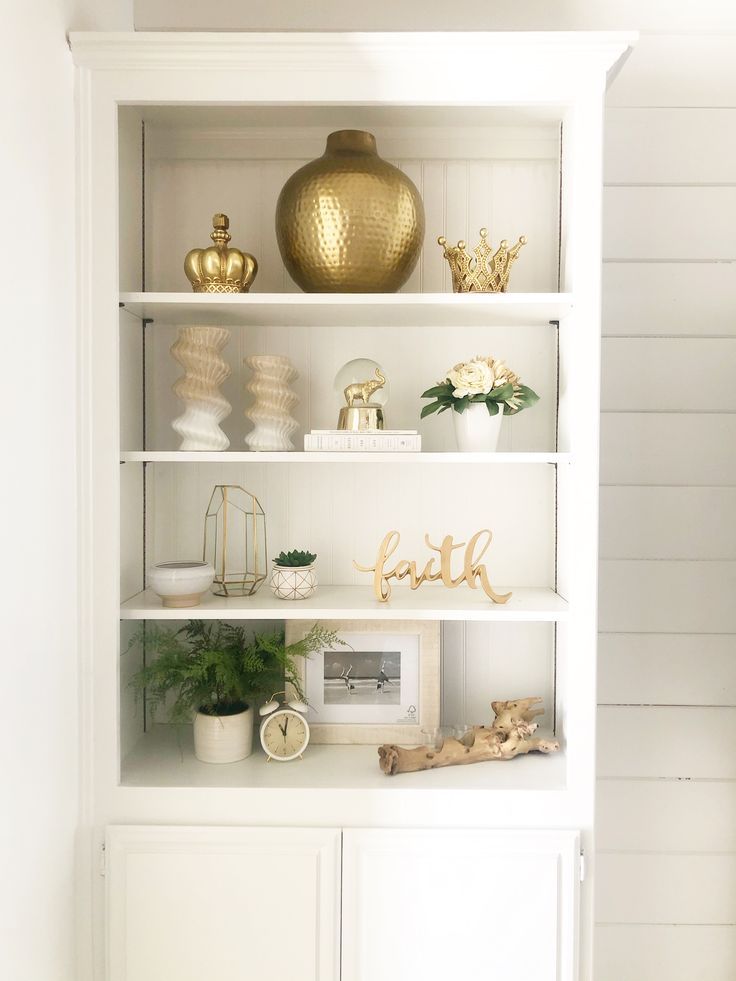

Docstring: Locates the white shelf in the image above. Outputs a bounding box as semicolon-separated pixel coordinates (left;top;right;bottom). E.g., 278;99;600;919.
120;450;569;465
119;291;572;328
120;585;568;622
122;724;567;793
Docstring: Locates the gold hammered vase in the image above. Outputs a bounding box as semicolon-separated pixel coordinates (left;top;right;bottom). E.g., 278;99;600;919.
275;130;425;293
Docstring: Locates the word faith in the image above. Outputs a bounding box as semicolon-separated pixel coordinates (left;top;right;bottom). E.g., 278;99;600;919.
353;530;512;604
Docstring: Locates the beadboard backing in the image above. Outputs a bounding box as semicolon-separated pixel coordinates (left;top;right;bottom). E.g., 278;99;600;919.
130;461;557;589
140;112;561;295
138;322;558;453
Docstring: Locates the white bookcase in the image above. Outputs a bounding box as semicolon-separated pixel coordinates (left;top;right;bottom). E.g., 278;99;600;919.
72;31;634;981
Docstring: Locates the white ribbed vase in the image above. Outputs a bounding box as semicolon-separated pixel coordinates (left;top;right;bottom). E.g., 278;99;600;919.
452;402;505;452
193;706;254;764
244;355;299;451
171;326;232;451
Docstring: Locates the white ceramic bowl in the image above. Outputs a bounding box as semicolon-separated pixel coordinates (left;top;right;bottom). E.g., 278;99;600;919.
148;560;215;608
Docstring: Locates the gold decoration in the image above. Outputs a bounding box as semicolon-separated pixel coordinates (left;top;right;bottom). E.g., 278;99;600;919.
378;697;559;775
438;228;527;293
184;213;258;294
338;367;387;431
343;367;386;407
353;530;511;604
275;130;425;293
203;485;267;596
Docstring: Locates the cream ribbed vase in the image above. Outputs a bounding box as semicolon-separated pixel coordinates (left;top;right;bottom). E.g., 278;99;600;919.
244;355;299;451
171;326;232;451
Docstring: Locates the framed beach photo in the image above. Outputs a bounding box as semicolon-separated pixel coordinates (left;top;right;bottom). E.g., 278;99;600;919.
285;620;440;744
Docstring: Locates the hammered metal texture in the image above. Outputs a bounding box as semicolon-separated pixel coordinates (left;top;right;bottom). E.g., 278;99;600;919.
275;130;425;293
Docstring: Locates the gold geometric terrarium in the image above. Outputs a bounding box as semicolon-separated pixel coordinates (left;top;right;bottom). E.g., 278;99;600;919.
203;485;267;596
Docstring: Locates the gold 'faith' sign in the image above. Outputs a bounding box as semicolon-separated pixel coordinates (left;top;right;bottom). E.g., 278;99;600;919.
353;530;512;604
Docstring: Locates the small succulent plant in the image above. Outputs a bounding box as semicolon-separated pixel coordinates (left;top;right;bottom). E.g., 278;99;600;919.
273;549;317;568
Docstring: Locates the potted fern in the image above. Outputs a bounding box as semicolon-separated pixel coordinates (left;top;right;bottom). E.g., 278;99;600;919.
129;621;337;763
270;548;318;600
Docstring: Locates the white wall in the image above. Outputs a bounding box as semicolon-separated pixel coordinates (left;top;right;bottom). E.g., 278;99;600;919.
0;3;131;981
596;37;736;981
134;0;736;31
131;4;736;979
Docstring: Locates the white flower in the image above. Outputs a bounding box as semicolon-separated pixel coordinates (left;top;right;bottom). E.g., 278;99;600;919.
490;359;521;391
447;358;494;398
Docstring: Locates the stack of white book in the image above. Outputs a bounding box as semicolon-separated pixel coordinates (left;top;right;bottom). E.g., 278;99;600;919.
304;430;421;452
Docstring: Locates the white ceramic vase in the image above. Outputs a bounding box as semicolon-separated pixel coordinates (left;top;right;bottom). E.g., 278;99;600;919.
171;325;232;451
148;560;215;608
452;402;505;452
270;562;318;600
193;705;254;764
244;355;299;451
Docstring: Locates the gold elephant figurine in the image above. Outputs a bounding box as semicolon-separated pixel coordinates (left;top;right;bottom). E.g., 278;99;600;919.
343;367;386;407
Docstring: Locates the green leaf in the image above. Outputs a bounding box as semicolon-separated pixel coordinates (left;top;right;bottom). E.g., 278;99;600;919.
274;549;317;567
485;400;500;416
488;383;514;402
454;398;469;414
420;400;444;419
420;385;451;399
516;384;540;406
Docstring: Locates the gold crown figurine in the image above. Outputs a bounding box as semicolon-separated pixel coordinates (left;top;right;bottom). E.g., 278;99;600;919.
438;227;527;293
184;214;258;294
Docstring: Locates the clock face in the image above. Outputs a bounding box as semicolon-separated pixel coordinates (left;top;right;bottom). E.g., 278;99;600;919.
260;709;310;761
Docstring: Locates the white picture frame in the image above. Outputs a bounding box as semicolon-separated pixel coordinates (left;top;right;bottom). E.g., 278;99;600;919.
285;620;440;744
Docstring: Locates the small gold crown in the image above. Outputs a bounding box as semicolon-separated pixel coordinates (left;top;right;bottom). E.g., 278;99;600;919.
184;214;258;294
438;228;527;293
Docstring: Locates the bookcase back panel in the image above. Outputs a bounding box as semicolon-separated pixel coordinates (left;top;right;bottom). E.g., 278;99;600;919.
136;323;558;454
141;116;561;295
144;461;556;588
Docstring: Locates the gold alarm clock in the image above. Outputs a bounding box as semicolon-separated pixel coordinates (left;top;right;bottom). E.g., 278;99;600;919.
258;692;310;762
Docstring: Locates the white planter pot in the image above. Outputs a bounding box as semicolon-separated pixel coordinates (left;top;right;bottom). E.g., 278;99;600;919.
270;563;318;600
193;705;254;764
148;560;215;608
452;402;505;452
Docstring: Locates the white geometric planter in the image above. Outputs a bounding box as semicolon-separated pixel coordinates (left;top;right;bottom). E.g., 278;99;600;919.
270;563;318;600
193;706;254;764
452;402;505;452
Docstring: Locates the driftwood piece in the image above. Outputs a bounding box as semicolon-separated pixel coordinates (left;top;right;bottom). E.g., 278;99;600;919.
378;697;560;776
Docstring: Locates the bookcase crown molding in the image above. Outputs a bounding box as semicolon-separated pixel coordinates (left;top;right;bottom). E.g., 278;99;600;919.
69;30;636;86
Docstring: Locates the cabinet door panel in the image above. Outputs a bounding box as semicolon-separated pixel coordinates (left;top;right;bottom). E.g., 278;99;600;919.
342;828;579;981
107;825;341;981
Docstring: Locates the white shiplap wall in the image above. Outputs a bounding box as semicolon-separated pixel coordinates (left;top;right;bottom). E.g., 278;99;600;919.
596;34;736;981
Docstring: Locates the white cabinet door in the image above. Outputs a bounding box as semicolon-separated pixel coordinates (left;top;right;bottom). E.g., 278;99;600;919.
106;825;341;981
342;828;580;981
